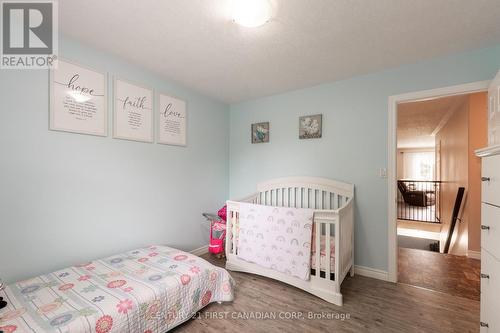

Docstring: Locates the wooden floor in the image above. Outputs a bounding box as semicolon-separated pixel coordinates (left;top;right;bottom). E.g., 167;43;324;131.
173;254;479;333
398;247;481;301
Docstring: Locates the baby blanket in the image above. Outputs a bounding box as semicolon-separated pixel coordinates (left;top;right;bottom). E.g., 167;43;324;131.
237;202;314;280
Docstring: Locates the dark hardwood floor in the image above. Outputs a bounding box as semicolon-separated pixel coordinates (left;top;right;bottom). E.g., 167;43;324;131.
173;253;479;333
398;247;481;301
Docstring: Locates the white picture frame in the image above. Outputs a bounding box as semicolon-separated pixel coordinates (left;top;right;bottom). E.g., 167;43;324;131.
113;78;154;143
50;59;107;136
157;93;187;146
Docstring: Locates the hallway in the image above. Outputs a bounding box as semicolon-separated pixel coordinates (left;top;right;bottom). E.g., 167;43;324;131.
398;247;481;301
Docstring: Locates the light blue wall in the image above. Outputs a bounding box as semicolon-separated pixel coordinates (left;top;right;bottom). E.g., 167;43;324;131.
2;37;500;283
0;37;229;283
229;45;500;272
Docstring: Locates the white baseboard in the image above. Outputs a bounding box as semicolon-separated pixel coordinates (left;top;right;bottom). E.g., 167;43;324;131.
354;265;389;281
190;245;209;256
467;250;481;260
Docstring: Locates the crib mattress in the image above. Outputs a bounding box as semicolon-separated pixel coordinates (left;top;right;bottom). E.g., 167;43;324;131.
311;236;335;271
0;245;234;333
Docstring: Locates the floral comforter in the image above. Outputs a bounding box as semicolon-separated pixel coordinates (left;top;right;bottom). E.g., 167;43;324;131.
0;245;234;333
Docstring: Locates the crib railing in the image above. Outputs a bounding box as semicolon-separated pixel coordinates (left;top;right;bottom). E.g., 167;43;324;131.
225;200;240;258
225;196;354;284
312;211;338;281
253;186;352;210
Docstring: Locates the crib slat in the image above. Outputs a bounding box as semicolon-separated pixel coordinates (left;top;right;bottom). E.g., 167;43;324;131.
335;220;340;284
311;190;316;209
294;188;298;208
226;210;232;255
315;222;321;277
295;187;298;208
232;211;238;255
292;188;296;208
304;188;309;209
325;223;331;278
297;188;300;208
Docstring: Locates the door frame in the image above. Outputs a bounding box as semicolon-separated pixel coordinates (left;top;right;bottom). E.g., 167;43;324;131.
387;80;490;283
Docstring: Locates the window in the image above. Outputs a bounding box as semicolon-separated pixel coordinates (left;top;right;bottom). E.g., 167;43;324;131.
402;151;435;180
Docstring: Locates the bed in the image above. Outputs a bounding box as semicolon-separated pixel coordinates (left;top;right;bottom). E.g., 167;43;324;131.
225;176;354;306
0;245;234;333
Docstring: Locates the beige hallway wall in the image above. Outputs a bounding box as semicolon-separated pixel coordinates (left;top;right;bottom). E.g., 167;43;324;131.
467;92;488;253
436;102;469;255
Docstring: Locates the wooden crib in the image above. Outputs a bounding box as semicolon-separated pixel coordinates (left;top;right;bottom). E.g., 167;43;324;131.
225;176;354;306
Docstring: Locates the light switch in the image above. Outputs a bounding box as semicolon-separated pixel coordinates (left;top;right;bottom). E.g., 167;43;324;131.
379;168;388;178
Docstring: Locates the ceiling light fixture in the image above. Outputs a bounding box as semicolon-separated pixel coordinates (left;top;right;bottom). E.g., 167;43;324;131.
232;0;273;28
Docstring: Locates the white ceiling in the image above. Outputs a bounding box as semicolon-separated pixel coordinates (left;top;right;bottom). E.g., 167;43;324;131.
60;0;500;103
397;95;469;149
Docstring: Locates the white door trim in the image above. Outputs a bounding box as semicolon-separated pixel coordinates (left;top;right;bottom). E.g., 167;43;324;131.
387;80;490;283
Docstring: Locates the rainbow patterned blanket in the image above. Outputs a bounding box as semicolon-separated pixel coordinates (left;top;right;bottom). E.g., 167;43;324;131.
237;203;314;280
0;245;234;333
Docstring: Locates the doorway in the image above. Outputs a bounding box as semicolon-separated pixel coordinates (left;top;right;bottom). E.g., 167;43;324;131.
395;92;488;299
387;81;489;291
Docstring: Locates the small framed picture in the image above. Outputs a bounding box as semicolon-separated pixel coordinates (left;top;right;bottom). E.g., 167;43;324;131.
50;59;107;136
113;78;154;143
299;114;322;139
158;93;187;146
251;122;269;143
